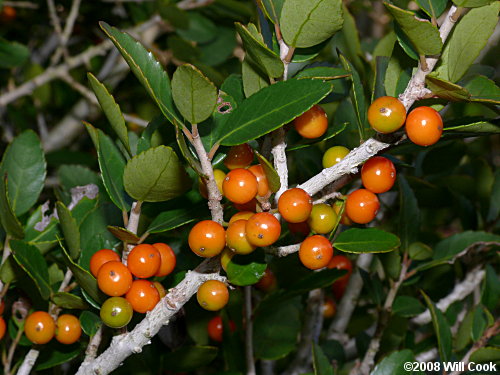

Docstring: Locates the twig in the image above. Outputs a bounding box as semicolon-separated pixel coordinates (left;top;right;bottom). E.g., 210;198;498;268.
52;0;82;64
79;326;104;370
267;243;300;257
122;201;142;265
46;0;64;46
244;286;256;375
3;324;23;375
3;1;39;8
271;128;289;203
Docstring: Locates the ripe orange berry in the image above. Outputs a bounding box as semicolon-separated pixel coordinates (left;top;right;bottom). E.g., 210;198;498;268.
224;144;254;170
199;169;226;199
245;212;281;247
248;165;270;197
188;220;226;257
153;281;166;298
368;96;406;134
0;6;16;23
361;156;396;194
278;188;313;223
152;243;176;277
229;211;254;225
288;221;310;238
226;219;256;255
294;105;328;139
328;255;353;300
345;189;380;224
220;248;235;272
55;314;82;345
223;168;258;204
322;146;350;168
126;280;160;313
197;280;229;311
97;261;133;296
0;317;5;340
127;244;161;278
307;203;337;234
255;268;277;292
207;316;236;342
332;201;352;226
89;249;120;278
405;106;443;146
322;297;336;319
24;311;56;344
299;235;334;270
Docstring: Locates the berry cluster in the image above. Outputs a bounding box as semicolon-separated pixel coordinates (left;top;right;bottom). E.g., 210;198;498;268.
23;311;82;345
90;243;176;328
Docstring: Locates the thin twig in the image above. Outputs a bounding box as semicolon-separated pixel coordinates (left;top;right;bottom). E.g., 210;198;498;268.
122;201;143;265
3;1;39;8
52;0;82;64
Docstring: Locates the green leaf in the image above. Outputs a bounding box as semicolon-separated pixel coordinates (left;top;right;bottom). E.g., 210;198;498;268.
433;231;500;262
444;120;500;134
87;73;130;155
136;116;165;154
416;0;448;19
35;346;81;371
0;130;46;216
199;26;236;67
0;177;24;239
107;226;140;243
254;151;280;193
393;296;426;317
469;347;500;364
372;349;422;375
472;305;487;341
372;56;389;101
10;240;51;300
147;205;209;234
177;12;217;43
452;0;497;7
455;309;474;351
408;242;433;260
334;228;400;253
175;126;202;174
465;75;500;105
51;292;88;309
242;58;269;98
426;74;472;101
79;310;102;337
285;268;346;295
435;2;500;82
235;23;283;78
312;343;334;375
398;175;420;252
221;74;245;105
287;122;347;151
295;66;350;80
359;268;384;306
217;79;332;146
97;131;131;211
201;91;238;150
123;146;190;202
280;0;343;48
100;22;183;126
339;53;367;140
163;346;218;372
422;291;452;362
56;202;81;261
172;64;218;124
261;0;284;23
0;38;29;68
226;250;267;286
385;3;443;56
481;265;500;311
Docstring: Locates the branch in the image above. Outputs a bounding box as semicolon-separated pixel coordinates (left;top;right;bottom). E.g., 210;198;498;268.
412;268;485;325
244;286;256;375
52;0;82;64
79;326;104;370
267;243;300;257
122;201;142;265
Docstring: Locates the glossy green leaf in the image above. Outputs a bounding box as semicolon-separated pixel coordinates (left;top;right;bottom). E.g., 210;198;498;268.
168;35;200;63
481;265;500;311
11;240;51;300
0;177;24;239
136;116;165;154
24;206;59;252
433;231;500;262
79;310;102;337
295;66;350;80
254;151;280;193
88;73;130;155
416;0;448;19
426;74;471;101
408;242;433;260
35;346;81;371
334;228;400;253
435;2;500;83
100;22;183;126
469;347;500;364
97;131;131;211
372;349;422;375
172;64;218;124
107;226;140;243
147;205;209;234
242;58;269;98
261;0;284;23
372;56;389;101
288;122;347;151
313;343;333;375
422;291;452;362
280;0;343;48
385;3;442;56
123;146;190;202
0;130;46;216
52;292;88;309
398;175;420;252
217;79;332;146
235;23;283;78
201;91;238;150
452;0;497;7
472;305;487;341
226;250;267;286
58;165;101;191
0;38;29;68
163;346;218;372
199;26;236;67
177;12;217;43
221;74;245;105
56;202;81;261
444;120;500;134
455;309;474;351
465;75;500;105
393;296;426;317
175;126;202;174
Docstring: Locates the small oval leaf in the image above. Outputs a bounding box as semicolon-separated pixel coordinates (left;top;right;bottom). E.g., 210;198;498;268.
333;228;400;253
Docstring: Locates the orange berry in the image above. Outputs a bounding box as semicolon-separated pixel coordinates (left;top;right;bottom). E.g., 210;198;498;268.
322;146;349;168
197;280;229;311
0;317;5;340
322;297;336;319
229;211;254;225
327;255;353;282
199;169;226;199
127;244;161;279
89;249;120;278
255;268;277;292
299;235;334;270
188;220;226;257
248;165;270;197
24;311;56;344
97;261;133;296
126;280;160;313
223;168;258;204
368;96;406;134
56;314;82;345
345;189;380;224
226;219;256;255
294;105;328;139
224;144;254;170
307;203;337;234
207;316;236;342
245;212;281;247
405;106;443;146
278;188;313;223
361;156;396;194
152;243;176;277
